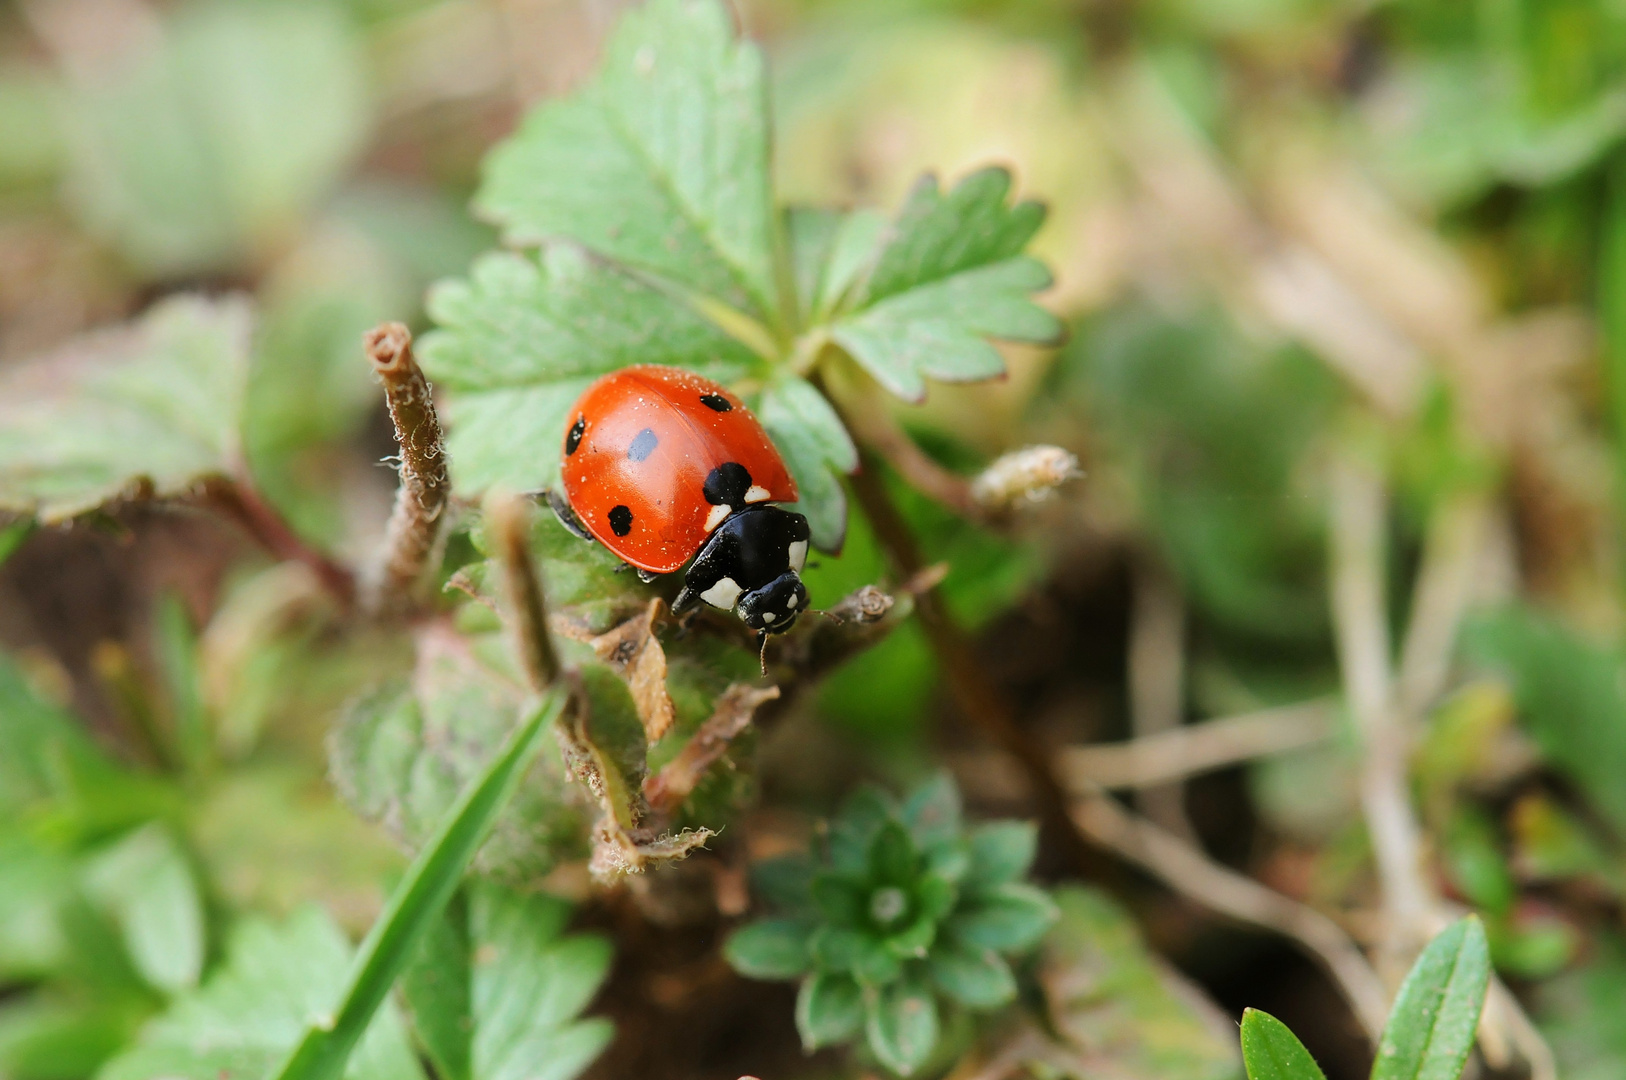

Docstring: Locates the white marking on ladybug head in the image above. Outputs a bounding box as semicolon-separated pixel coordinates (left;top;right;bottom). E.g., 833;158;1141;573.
761;610;777;623
785;592;799;609
700;576;743;610
744;485;771;503
704;504;732;532
787;539;808;573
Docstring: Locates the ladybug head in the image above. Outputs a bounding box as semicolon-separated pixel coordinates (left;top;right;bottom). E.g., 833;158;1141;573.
736;571;808;634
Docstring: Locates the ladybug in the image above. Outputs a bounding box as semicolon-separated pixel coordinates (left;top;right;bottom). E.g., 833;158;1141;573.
547;365;812;635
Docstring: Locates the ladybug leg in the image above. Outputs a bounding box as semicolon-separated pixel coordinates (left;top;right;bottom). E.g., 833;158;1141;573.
545;489;594;543
635;568;661;584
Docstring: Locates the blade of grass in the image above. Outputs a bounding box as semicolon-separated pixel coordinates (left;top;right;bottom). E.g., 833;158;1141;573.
1601;156;1626;587
270;687;568;1080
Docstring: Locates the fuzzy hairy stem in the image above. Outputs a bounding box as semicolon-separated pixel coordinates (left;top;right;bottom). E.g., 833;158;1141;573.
487;494;559;690
364;323;449;617
200;476;356;607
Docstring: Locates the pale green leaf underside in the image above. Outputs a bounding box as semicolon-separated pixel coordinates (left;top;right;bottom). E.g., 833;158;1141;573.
474;0;778;319
83;824;206;995
97;906;422;1080
1373;917;1490;1080
418;245;761;496
0;295;252;521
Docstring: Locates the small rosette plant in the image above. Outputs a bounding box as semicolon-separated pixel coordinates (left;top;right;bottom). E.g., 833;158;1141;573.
724;776;1058;1075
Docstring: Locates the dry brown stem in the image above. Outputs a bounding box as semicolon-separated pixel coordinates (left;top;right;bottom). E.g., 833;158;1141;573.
1071;791;1390;1040
1059;699;1338;791
487;493;559;691
643;684;780;815
364;322;449;617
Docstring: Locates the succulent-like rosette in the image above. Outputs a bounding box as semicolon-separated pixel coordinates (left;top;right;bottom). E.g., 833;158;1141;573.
724;776;1058;1075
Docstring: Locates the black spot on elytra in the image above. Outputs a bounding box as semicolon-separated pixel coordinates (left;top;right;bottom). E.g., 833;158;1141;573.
565;416;586;455
700;392;732;412
703;462;751;506
627;427;658;462
608;505;633;536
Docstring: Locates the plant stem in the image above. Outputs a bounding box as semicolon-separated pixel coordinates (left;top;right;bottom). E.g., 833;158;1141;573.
487;493;560;690
1071;790;1390;1042
845;449;1098;873
1328;456;1433;974
364;323;450;618
200;476;356;607
1127;556;1193;839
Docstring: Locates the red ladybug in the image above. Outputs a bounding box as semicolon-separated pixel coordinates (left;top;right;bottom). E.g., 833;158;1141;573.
548;366;812;634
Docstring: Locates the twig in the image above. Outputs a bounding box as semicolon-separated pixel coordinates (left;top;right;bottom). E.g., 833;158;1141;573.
200;476;356;607
1127;557;1192;838
1058;699;1339;791
1395;493;1491;720
1071;791;1390;1041
486;493;559;691
1328;456;1433;971
1485;976;1558;1080
845;448;1101;873
364;323;450;617
643;684;780;814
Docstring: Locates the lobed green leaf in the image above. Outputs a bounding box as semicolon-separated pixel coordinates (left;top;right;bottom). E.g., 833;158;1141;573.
475;0;779;320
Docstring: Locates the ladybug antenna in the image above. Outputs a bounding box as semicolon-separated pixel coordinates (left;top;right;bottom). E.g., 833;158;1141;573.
757;631;770;676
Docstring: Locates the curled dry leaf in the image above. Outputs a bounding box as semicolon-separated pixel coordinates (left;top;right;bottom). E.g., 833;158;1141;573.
587;599;675;742
644;683;781;815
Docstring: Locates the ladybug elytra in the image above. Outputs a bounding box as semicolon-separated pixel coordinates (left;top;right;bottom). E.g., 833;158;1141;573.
548;366;812;634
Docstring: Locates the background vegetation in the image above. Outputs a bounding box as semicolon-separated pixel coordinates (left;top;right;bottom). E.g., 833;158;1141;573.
1;0;1624;1078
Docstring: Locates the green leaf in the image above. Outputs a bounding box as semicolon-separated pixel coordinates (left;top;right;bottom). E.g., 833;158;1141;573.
475;0;779;320
0;296;252;522
82;824;205;994
811;875;868;927
1536;933;1626;1079
62;2;369;278
852;934;904;987
829;786;897;874
1372;917;1491;1080
900;773;961;852
926;940;1015;1010
724;919;813;980
753;374;856;552
795;971;864;1050
865;972;939;1076
0;519;32;568
419;246;761;498
948;883;1058;954
271;690;569;1080
0;990;151;1080
467;883;614;1080
98;905;422;1080
965;821;1038;885
831;169;1061;403
399;898;470;1080
868;822;919;886
1465;607;1626;833
786;207;887;322
329;636;586;882
152;595;208;774
808;926;868;973
1240;1010;1327;1080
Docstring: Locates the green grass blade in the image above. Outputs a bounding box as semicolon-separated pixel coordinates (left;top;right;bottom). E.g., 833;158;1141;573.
1241;1009;1327;1080
1371;916;1491;1080
270;688;567;1080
